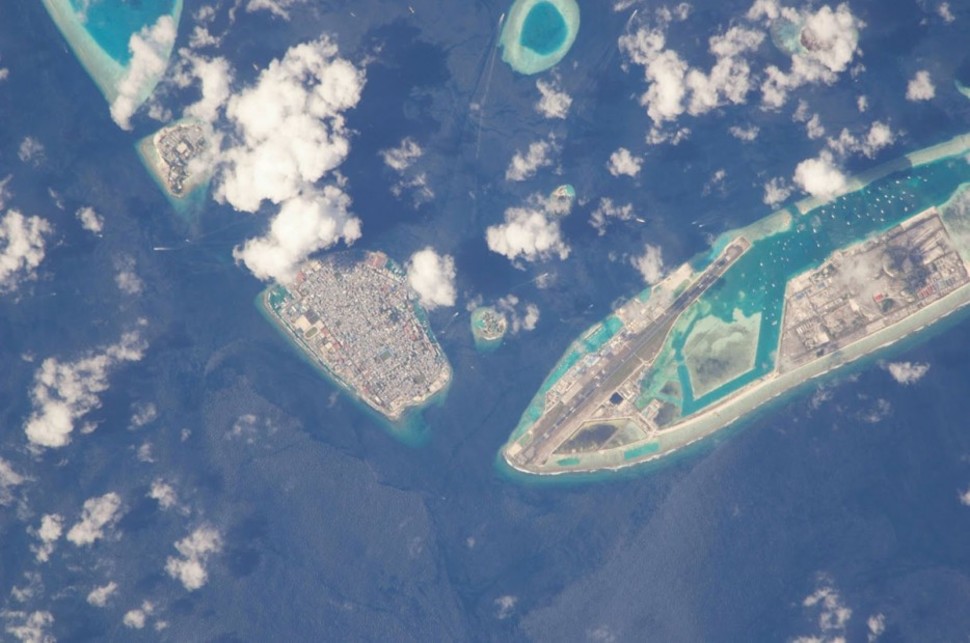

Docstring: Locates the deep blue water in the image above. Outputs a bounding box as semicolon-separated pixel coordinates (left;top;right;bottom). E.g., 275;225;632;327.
2;0;970;640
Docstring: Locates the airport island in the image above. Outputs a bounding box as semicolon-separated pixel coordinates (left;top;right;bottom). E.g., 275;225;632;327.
260;251;452;427
501;134;970;476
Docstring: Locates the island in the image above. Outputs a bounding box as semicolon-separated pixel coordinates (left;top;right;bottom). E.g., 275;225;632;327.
41;0;182;114
471;306;509;352
260;251;452;428
137;119;212;204
501;134;970;476
499;0;580;75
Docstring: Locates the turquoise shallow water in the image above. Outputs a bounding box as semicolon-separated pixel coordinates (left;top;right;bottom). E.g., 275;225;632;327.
69;0;176;64
520;2;567;55
674;156;970;416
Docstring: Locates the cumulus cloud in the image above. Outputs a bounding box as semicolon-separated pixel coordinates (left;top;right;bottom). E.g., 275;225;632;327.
752;2;864;108
0;209;52;293
18;138;45;165
607;148;642;177
3;611;54;643
828;121;896;158
30;514;63;563
960;487;970;506
867;613;886;642
111;16;177;129
165;526;223;591
793;150;846;198
75;206;103;235
123;601;154;629
496;295;540;333
114;256;143;295
87;582;118;608
218;38;365;283
406;247;456;310
24;328;148;448
620;14;764;129
382;139;434;206
632;244;665;284
884;361;929;385
149;479;178;510
0;458;25;507
67;492;123;546
937;2;955;23
906;70;935;101
486;194;570;263
246;0;305;19
506;138;557;181
130;402;158;428
535;77;572;119
589;198;635;235
857;95;868;112
729;124;760;141
794;580;853;642
381;138;423;172
763;177;793;206
178;54;233;123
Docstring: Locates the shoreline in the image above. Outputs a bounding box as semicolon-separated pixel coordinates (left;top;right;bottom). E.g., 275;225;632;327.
501;133;970;478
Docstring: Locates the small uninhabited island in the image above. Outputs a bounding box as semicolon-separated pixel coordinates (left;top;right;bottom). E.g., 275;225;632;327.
137;119;211;201
260;251;452;425
499;0;580;75
41;0;182;110
471;306;509;351
501;133;970;477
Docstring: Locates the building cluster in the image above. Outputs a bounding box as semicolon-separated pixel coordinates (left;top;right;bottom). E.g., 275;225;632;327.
154;121;208;195
781;210;969;366
275;252;451;418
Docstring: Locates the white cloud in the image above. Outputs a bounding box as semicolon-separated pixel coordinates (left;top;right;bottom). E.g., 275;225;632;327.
793;150;846;198
937;2;955;23
87;582;118;607
30;514;63;563
233;188;360;283
607;148;642;177
535;77;572;119
123;601;154;629
24;329;148;448
795;582;853;642
75;206;103;235
114;256;143;295
486;194;570;263
867;613;886;642
179;54;232;123
506;139;556;181
496;295;540;333
589;198;635;235
166;526;223;591
149;479;178;510
246;0;305;19
805;113;825;139
620;16;764;129
218;38;365;283
884;361;929;385
906;70;935;101
2;611;54;643
130;402;158;428
632;244;665;284
18;137;45;165
0;458;25;507
67;492;123;546
0;209;52;293
495;595;517;620
729;124;760;141
763;177;793;206
828;121;896;159
110;16;178;130
381;138;423;172
406;247;456;310
0;67;8;82
857;95;868;112
755;3;864;108
960;487;970;506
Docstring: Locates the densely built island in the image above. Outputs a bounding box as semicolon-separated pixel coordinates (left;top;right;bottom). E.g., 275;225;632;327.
137;119;212;204
260;251;452;426
502;134;970;476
